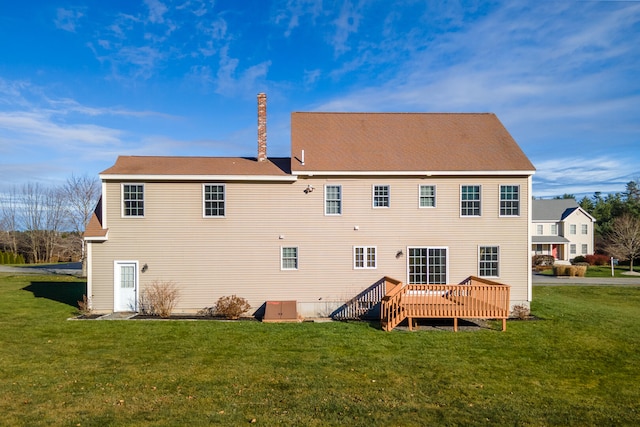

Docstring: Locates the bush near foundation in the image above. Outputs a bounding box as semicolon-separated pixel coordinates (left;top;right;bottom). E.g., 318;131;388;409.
212;295;251;319
139;281;180;318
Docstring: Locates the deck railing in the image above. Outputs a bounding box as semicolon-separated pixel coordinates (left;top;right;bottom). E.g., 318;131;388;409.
381;276;511;332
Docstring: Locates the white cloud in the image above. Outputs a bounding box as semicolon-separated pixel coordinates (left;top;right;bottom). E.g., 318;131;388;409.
54;8;84;32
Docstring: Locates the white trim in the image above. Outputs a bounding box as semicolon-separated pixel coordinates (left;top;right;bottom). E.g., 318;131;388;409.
121;183;145;218
498;184;521;217
418;184;436;208
293;170;536;176
478;245;500;278
101;181;107;230
527;175;533;303
406;246;449;284
113;260;139;312
459;184;482;217
353;246;377;269
324;184;342;216
372;185;390;209
86;242;93;310
101;174;297;182
280;246;299;271
202;183;226;218
84;234;108;242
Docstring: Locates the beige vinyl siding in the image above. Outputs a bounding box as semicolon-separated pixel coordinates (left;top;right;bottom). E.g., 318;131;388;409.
90;175;530;314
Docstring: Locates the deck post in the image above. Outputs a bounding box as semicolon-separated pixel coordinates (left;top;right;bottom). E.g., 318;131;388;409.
408;317;413;331
453;317;458;332
502;318;506;331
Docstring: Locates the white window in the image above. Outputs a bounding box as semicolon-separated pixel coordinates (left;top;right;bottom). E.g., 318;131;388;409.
479;246;499;277
373;185;390;208
551;224;557;235
499;185;520;216
203;184;225;217
581;244;588;254
122;184;144;217
537;224;543;235
419;185;436;208
325;185;342;215
461;185;481;216
581;224;588;235
570;224;576;234
281;247;298;270
408;247;448;284
354;246;377;269
570;244;576;255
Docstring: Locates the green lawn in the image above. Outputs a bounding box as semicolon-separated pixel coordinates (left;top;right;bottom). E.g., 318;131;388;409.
1;274;639;426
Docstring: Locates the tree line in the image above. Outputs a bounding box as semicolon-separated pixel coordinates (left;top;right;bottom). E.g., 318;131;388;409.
576;180;640;270
0;175;100;266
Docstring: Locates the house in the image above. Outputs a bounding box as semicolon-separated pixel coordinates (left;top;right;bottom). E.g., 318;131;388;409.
84;94;536;318
531;199;596;262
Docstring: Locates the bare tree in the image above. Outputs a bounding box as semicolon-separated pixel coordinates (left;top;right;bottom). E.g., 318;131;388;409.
0;187;20;254
62;174;100;275
605;213;640;271
21;183;68;263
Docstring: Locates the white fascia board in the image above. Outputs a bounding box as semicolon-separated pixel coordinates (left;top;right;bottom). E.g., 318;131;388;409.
99;174;298;182
292;170;536;177
84;233;108;242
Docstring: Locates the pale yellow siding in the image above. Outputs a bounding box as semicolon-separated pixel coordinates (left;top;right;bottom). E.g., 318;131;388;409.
89;175;531;316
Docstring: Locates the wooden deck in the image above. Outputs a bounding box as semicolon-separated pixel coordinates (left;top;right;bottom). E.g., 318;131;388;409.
380;276;511;331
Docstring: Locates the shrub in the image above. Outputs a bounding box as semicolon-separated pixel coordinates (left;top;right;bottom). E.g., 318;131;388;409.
77;294;92;315
532;255;555;267
571;256;587;264
553;265;568;276
573;265;587;277
511;304;530;320
585;254;610;266
212;295;251;319
139;281;180;318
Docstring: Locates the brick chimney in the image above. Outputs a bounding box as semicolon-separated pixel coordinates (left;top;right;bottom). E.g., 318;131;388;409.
257;93;267;162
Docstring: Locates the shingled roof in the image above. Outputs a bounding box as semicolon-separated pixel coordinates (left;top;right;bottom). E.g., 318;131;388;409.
290;112;535;174
100;156;291;178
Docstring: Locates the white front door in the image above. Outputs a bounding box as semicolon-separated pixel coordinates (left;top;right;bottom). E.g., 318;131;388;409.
114;261;138;312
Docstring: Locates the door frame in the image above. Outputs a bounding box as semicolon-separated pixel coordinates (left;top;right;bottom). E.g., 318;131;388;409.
114;260;139;312
406;246;449;284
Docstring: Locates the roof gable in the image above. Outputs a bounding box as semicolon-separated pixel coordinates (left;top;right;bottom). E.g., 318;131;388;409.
532;199;595;222
290;112;535;174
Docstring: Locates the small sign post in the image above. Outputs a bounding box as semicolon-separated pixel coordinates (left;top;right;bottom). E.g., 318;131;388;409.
611;257;619;276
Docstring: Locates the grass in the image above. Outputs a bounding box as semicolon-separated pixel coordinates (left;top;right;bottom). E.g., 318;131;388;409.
1;274;639;426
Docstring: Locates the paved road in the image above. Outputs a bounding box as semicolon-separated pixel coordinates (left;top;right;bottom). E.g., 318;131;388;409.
0;262;82;276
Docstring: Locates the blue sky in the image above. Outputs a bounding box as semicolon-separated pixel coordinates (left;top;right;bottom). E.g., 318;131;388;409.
0;0;638;198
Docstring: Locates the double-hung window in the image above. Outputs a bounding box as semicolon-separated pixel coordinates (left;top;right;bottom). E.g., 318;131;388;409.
203;184;225;217
373;185;390;208
354;246;376;269
499;185;520;216
281;247;298;270
581;244;588;254
570;224;576;235
325;185;342;215
551;224;557;235
419;185;436;208
537;224;543;235
122;184;144;217
581;224;588;234
570;244;576;255
479;246;499;277
461;185;481;216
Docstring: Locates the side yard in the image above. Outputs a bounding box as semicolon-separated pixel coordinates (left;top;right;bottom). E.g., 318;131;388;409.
0;273;639;426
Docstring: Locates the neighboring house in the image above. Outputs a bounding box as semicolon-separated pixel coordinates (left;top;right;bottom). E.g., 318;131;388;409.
84;94;536;318
531;199;596;262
